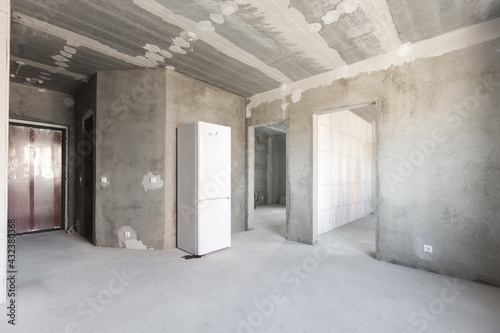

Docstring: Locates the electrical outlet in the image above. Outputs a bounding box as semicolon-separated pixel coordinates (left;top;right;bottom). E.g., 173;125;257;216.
424;245;433;254
124;231;131;238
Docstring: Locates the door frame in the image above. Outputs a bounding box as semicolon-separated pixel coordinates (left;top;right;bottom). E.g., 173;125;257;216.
312;102;377;239
9;119;69;231
246;121;287;234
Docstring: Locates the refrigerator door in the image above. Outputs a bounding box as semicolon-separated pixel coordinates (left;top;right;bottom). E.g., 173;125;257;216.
197;197;231;255
197;122;231;201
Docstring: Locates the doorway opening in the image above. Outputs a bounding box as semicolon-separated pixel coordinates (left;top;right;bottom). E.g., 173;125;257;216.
8;122;66;234
249;120;287;238
82;116;94;243
313;103;377;256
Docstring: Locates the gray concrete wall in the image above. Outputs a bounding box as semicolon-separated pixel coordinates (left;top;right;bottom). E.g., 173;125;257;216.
165;70;247;249
77;69;245;251
9;82;76;229
95;69;167;249
254;134;269;205
248;38;500;286
74;75;97;240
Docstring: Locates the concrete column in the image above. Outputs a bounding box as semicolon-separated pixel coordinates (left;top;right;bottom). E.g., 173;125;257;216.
311;115;318;241
246;126;254;230
0;0;10;304
371;122;377;214
271;137;279;203
266;137;273;204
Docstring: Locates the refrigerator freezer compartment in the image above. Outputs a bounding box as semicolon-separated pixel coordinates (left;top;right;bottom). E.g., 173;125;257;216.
197;198;231;255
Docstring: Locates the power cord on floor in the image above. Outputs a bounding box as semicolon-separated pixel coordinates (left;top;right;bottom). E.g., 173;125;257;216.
67;225;77;235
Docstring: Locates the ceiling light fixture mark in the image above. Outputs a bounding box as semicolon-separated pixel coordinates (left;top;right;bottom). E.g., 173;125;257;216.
145;51;165;62
209;13;225;25
53;55;70;62
135;55;158;66
398;42;411;57
143;43;161;53
185;32;197;51
172;36;191;48
159;49;173;58
322;10;340;25
63;46;77;54
66;40;81;47
308;22;322;33
197;21;215;32
337;0;359;15
60;50;73;58
220;1;239;16
169;45;187;55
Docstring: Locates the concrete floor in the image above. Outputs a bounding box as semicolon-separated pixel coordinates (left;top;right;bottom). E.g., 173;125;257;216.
2;205;500;333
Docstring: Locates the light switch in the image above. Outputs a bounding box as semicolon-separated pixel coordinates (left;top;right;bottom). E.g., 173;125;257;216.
100;176;107;184
150;177;157;184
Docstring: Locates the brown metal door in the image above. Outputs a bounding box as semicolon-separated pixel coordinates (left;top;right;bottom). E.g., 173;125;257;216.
8;124;63;233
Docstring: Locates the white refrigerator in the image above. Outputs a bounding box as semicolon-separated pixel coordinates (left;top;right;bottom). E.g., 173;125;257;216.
177;121;231;255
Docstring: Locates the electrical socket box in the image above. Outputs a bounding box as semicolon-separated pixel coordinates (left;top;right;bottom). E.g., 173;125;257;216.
424;245;433;253
124;231;131;238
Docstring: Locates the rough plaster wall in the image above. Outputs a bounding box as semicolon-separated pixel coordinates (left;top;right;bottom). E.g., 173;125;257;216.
254;134;268;205
95;69;167;250
165;70;246;249
377;39;500;286
9;82;76;228
249;38;500;286
74;75;97;240
247;98;285;127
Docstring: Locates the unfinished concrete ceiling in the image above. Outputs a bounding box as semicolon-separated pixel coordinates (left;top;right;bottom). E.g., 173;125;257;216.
9;0;500;96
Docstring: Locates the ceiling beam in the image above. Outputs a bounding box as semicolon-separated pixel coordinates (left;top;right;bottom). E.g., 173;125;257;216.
247;0;347;70
358;0;401;52
133;0;293;84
